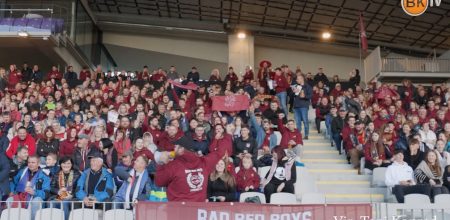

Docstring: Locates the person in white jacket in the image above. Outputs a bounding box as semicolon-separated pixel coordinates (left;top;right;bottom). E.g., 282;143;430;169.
385;149;431;203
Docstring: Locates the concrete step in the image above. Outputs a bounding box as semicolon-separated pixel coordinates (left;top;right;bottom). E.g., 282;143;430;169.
303;150;338;154
303;142;332;147
304;163;354;169
311;174;372;181
302;145;336;151
302;153;346;159
316;180;371;187
301;158;348;164
318;187;386;194
303;138;332;143
325;194;385;203
309;168;358;175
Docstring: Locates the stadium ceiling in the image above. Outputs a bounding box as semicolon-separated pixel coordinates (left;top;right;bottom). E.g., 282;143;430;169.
87;0;450;56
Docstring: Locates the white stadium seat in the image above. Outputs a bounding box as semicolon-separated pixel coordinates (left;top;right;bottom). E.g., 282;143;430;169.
35;208;65;220
239;192;266;204
372;167;387;187
69;209;99;220
0;208;30;220
104;209;134;220
270;192;297;205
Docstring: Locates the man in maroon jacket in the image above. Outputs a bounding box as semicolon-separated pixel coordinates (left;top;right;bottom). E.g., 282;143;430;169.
273;67;290;115
157;125;183;151
155;137;225;202
277;114;303;156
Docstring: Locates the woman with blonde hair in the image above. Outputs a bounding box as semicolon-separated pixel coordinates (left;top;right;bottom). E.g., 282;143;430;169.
207;157;236;202
209;69;221;81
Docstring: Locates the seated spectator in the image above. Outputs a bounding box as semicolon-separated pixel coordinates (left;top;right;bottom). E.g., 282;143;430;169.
158;125;183;151
262;146;296;203
315;97;331;133
207;158;236;202
133;138;154;161
277;116;303;156
395;123;413;151
142;132;157;154
385;150;431;203
436;140;450;167
414;151;449;200
59;127;78;157
209;124;233;156
0;152;10;200
114;151;134;189
113;129;132;158
36;127;60;163
114;155;151;209
9;146;29;182
73;134;100;171
191;126;209;156
404;139;425;170
419;122;437;150
263;101;285;126
42;153;60;179
99;138;118;170
7;155;50;219
235;155;260;194
232;125;258;167
5;126;36;159
364;132;391;171
249;106;277;152
75;153;114;209
49;157;81;220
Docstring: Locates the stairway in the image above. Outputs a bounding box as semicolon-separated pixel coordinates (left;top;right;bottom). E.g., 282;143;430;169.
301;133;385;203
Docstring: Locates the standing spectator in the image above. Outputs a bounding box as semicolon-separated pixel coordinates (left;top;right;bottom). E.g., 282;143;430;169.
262;146;296;203
166;66;179;80
132;138;154;161
79;66;91;82
209;124;233;156
7;64;21;90
99;138;118;170
277;115;303;156
30;65;43;83
348;69;361;88
5;126;36;159
414;151;449;200
0;67;7;92
224;67;238;85
64;66;78;88
315;97;331;133
313;67;329;86
113;152;134;189
154;136;224;201
7;155;51;219
385;149;431;203
191;126;209;156
72;134;99;171
273;67;290;115
48;65;62;81
75;153;114;209
186;67;200;84
292;74;312;139
207;158;237;202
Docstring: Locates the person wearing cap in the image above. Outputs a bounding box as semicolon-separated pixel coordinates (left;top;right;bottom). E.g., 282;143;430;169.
154;136;225;202
332;108;347;154
186;67;199;84
72;134;100;171
75;152;114;209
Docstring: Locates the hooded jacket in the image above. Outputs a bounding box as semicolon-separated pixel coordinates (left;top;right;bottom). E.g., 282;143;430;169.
5;134;36;159
235;164;260;192
155;150;224;202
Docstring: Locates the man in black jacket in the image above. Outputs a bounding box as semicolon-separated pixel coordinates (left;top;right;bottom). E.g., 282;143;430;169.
331;108;347;154
73;134;100;171
186;67;200;84
64;66;79;88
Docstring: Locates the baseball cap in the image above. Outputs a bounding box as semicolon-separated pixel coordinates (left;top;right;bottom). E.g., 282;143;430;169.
87;151;103;159
339;107;347;112
172;136;195;152
78;134;89;139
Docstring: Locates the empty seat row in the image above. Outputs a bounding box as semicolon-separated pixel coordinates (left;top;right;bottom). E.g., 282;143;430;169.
0;208;133;220
0;17;64;33
239;192;326;204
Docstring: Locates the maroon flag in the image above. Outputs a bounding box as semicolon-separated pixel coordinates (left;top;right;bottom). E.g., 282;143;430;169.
168;79;198;90
359;13;368;52
211;95;250;112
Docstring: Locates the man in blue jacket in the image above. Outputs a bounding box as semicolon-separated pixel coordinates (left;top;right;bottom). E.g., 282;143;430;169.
292;73;313;139
7;155;50;219
75;152;114;209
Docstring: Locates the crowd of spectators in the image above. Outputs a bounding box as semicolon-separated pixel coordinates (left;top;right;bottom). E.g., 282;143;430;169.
0;60;449;219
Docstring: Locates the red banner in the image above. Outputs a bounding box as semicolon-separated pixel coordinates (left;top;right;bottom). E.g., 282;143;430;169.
136;202;372;220
169;79;198;90
212;95;250;112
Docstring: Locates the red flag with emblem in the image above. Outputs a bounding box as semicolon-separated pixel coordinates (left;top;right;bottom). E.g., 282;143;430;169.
211;95;250;112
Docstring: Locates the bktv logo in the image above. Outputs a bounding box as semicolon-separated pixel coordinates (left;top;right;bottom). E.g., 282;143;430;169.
401;0;442;16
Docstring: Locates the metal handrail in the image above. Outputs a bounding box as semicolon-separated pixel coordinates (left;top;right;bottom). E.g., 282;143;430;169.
381;57;450;73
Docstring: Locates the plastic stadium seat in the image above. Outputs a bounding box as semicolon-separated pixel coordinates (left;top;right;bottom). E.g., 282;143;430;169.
0;208;30;220
270;192;297;204
295;177;318;200
27;18;43;29
371;167;387;187
404;194;431;205
258;166;270;179
13;18;28;27
434;194;450;204
0;18;14;26
104;209;133;220
239;192;266;204
273;131;281;146
35;208;65;220
69;209;99;220
301;192;326;204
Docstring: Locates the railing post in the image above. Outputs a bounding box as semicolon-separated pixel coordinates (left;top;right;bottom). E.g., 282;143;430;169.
70;0;76;40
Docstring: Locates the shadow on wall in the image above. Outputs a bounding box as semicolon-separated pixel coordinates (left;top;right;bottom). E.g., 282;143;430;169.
104;44;228;78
